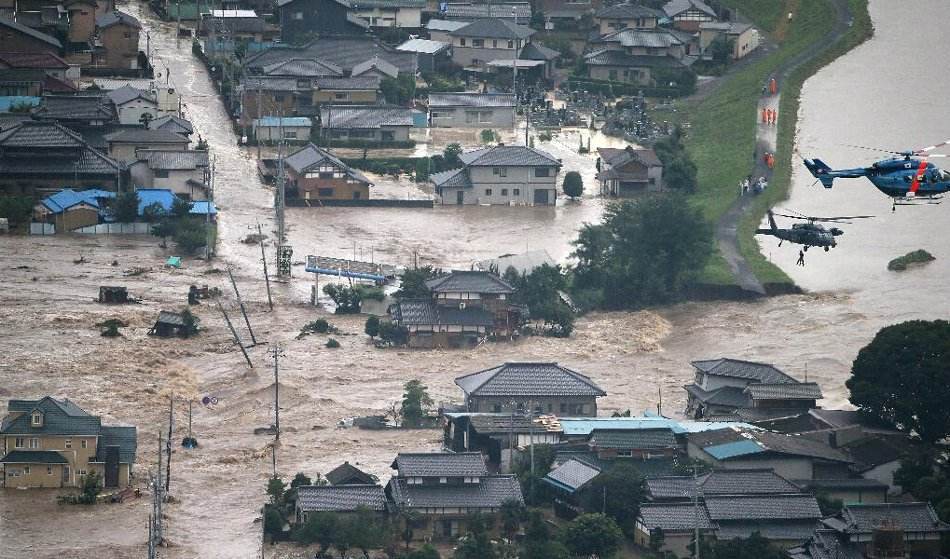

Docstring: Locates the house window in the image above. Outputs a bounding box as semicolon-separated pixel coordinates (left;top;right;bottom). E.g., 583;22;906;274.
513;188;520;196
293;11;303;19
31;412;42;426
492;167;507;176
123;32;130;38
439;477;447;484
65;439;72;449
284;131;297;139
319;172;334;179
507;40;514;48
492;404;501;412
23;466;30;474
535;167;550;177
47;465;52;475
154;170;169;178
317;188;334;197
81;440;87;449
492;40;497;48
473;39;483;47
14;437;24;448
78;469;87;478
459;38;466;46
501;188;508;196
485;188;492;196
334;92;348;100
29;438;39;449
559;403;567;413
617;450;633;457
407;477;422;485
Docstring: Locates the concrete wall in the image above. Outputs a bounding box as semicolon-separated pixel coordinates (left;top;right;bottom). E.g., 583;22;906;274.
861;460;902;494
116;99;159;125
429;106;514;128
99;25;140;69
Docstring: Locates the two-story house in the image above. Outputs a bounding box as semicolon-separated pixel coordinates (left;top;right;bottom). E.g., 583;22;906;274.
349;0;424;28
584;27;690;85
94;10;141;70
107;84;159;125
385;452;523;539
389;270;521;348
447;18;534;72
593;2;662;34
105;128;190;162
597;145;664;195
683;358;823;421
0;396;136;489
277;0;369;44
431;144;560;205
455;362;606;416
662;0;716;32
427;92;515;129
283;142;373;201
0;17;62;55
320;104;413;144
130;150;211;200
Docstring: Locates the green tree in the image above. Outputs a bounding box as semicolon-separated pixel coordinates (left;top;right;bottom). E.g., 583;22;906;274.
562;513;623;558
480;129;498;144
709;35;735;67
846;320;950;443
507;264;574;337
290;472;312;489
151;219;176;247
142;202;166;222
563;171;584;199
112;191;140;223
454;514;497;559
323;284;363;314
79;471;102;504
172;217;209;255
401;379;433;427
139;112;155;128
709;532;785;559
522;510;571;559
582;462;644;534
395;266;438;298
263;505;285;536
649;527;665;553
266;476;286;505
378;321;409;346
0;195;33;225
664;155;698;192
500;499;525;540
347;507;389;557
443;143;463;168
407;543;441;559
381;74;415;105
570;195;713;309
364;315;381;339
171;196;193;218
293;511;338;553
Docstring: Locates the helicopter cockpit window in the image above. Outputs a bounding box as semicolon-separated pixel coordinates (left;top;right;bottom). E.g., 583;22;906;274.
939;169;950;181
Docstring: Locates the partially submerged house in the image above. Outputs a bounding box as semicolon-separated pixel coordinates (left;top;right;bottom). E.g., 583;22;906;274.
431;144;560;205
636;502;715;557
293;484;387;523
427;92;514;128
0;396;136;488
699;21;758;60
106;84;158;125
252;116;312;143
148;310;191;337
455;362;606;416
283;142;373;201
130;150;211;200
596;146;664;195
33;188;114;231
325;461;378;485
320;105;413;144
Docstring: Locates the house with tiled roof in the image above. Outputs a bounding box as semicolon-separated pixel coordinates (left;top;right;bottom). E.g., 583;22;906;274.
106;85;159;125
441;3;532;25
0;17;62;55
349;0;425;29
130;149;210;200
427;92;515;129
593;2;663;34
431;144;560;205
446;18;536;73
584;26;693;85
0;120;124;196
684;358;823;421
456;362;605;416
320;104;413;144
325;461;378;485
636;502;715;556
1;396;136;489
645;468;802;501
386;451;523;540
282;142;372;201
292;484;387;523
32;93;117;126
94;10;142;70
105;127;190;161
663;0;717;32
597;145;664;195
277;0;369;43
0;51;71;82
152;115;194;137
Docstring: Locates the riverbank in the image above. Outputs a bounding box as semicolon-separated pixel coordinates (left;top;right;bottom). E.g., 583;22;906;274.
683;0;872;289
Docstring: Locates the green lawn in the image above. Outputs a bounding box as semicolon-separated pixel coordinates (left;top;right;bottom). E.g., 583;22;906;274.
683;0;870;286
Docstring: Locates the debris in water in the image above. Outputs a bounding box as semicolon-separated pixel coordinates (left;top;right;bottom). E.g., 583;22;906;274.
887;249;935;271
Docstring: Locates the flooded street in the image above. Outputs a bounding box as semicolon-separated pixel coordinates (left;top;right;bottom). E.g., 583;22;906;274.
2;0;949;557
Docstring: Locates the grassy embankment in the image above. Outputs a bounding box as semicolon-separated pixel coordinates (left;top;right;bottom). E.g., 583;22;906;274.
684;0;871;286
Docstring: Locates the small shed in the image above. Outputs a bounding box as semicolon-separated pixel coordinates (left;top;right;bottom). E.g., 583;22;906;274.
252;116;313;143
98;286;130;303
396;38;452;73
148;310;187;337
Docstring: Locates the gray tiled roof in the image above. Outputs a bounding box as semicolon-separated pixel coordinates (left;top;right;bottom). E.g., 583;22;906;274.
262;58;343;77
465;413;547;434
684;384;748;408
325;462;377;485
599;146;663;168
284;143;371;183
520;42;559;61
388;475;523;509
393;452;488;477
0;450;69;464
456;362;605;398
94;425;137;464
648;469;802;500
442;3;531;21
153;115;194;135
458;145;559;167
716;521;818;542
351;0;425;7
691;358;796;384
0;120;83;148
313;76;381;90
352;57;399;79
107;84;156;106
595;28;683;49
425;19;468;32
640;502;713;530
452;18;535;39
321;105;412;129
1;397;101;436
746;383;823;401
663;0;716;18
428;92;515;108
584;49;684;68
792;478;888;491
296;484;387;512
590;428;676;449
595;2;663;19
33;95;117;122
0;122;121;175
838;503;949;534
155;311;186;326
430;167;472;189
0;16;62;48
426;270;514;293
138;150;209;170
105;128;190;144
544;458;600;492
840;435;911;472
391;299;494;328
689;428;852;463
705;495;822;521
96;10;142;29
244;37;417;75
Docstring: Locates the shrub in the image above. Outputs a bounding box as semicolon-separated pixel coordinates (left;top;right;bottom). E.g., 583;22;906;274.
562;171;583;199
364;315;380;338
326;338;341;348
302;318;331;334
323;284;363;314
480;129;499;144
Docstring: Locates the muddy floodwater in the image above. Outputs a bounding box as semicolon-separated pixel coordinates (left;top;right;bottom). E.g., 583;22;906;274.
2;1;950;558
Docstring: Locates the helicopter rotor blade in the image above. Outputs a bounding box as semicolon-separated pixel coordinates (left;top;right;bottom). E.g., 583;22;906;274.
914;139;950;154
842;143;905;155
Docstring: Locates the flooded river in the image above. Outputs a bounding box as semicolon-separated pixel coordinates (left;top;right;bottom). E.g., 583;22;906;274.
2;1;948;558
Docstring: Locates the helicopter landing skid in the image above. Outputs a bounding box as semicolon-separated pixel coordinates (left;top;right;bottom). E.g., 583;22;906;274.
893;195;943;210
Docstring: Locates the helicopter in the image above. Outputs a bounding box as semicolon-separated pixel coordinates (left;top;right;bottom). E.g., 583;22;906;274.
802;139;950;209
756;210;873;263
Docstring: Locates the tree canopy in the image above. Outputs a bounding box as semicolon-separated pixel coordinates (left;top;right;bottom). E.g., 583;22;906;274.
401;379;433;427
846;320;950;442
563;171;584;199
563;513;623;558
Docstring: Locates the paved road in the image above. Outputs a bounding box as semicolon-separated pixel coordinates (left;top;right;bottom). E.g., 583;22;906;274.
713;0;854;294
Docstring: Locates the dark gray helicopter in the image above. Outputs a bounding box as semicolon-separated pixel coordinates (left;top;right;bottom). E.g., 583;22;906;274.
756;209;873;261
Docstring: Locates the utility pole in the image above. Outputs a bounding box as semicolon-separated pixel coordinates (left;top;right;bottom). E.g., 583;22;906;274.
166;396;173;493
256;222;273;310
205;151;215;261
215;296;254;367
268;345;284;440
227;265;257;345
691;465;702;559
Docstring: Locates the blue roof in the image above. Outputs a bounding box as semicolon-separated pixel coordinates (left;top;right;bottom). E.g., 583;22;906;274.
254;116;312;127
704;439;765;460
559;416;759;437
0;96;40;113
40;188;115;214
136;188;176;214
189;200;217;215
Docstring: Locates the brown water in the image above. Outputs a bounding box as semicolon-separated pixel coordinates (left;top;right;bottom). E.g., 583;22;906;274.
2;1;948;558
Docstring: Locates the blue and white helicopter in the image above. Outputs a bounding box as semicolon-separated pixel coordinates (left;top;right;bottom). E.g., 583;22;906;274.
803;139;950;210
